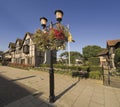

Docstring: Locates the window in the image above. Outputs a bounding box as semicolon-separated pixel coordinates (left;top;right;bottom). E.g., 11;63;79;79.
25;39;30;45
28;57;32;64
23;45;29;54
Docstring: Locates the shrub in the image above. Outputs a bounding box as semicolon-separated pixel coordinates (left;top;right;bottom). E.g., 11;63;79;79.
55;70;72;75
2;61;9;66
40;64;49;67
90;66;102;72
88;57;100;66
42;64;102;72
116;67;120;72
39;64;102;78
71;71;79;77
89;71;101;79
8;63;34;70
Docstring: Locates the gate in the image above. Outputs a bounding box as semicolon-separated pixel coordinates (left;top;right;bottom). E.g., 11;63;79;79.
102;66;120;88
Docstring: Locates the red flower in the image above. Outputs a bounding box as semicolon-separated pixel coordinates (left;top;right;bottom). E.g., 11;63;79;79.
53;29;65;39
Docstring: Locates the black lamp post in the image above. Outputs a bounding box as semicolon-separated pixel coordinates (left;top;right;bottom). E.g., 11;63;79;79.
40;10;64;103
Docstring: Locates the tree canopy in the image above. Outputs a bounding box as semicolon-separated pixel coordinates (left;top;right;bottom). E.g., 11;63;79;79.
82;45;103;60
0;51;3;56
114;48;120;68
59;51;82;64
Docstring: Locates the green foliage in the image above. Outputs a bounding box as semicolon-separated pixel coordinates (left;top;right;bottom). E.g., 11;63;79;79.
0;51;3;56
89;71;101;79
83;45;103;60
114;48;120;68
40;64;49;67
33;63;103;80
38;64;102;79
54;70;72;75
40;64;102;72
112;70;120;77
71;71;79;77
116;67;120;73
90;66;102;72
88;57;100;66
8;63;34;70
0;51;3;63
33;24;73;51
59;51;68;59
59;51;82;64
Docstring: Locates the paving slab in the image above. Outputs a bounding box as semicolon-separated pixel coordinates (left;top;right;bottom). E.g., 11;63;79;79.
0;66;120;107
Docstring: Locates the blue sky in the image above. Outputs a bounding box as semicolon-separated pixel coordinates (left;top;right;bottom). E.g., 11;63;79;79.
0;0;120;55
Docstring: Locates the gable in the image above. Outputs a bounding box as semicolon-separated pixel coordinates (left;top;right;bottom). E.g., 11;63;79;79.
23;33;31;45
21;32;34;47
8;42;15;49
15;39;23;48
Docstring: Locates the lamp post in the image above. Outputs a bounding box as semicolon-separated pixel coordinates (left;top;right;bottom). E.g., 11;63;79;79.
40;10;64;103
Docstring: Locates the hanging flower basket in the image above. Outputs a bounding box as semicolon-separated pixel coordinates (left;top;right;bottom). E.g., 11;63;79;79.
33;24;73;51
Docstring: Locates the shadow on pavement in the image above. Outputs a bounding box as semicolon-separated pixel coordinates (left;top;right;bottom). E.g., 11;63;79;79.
10;75;36;81
0;75;55;107
0;71;7;73
55;80;79;101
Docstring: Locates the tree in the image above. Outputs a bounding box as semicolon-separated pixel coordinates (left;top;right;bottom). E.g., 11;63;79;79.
88;57;100;66
82;45;103;60
59;51;82;64
0;51;3;62
0;51;3;56
114;48;120;68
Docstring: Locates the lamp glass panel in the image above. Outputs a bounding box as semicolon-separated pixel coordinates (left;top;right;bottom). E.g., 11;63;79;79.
56;12;63;19
41;19;47;25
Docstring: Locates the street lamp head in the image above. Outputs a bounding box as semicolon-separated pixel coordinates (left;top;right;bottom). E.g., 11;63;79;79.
54;10;64;23
40;17;48;29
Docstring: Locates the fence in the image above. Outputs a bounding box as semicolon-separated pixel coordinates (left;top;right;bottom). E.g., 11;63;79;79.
102;66;120;88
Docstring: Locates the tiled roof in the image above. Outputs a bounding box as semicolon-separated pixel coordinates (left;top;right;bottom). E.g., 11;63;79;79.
107;39;120;46
97;49;108;56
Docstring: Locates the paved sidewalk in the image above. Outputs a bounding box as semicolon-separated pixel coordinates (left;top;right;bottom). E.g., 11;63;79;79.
0;66;120;107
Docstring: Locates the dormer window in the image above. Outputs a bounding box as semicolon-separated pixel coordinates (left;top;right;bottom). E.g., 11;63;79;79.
25;39;30;45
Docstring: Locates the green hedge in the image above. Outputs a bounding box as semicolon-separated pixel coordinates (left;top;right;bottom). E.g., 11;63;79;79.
40;64;102;72
38;64;103;79
117;67;120;72
40;64;49;67
89;66;102;72
88;57;100;66
89;71;101;79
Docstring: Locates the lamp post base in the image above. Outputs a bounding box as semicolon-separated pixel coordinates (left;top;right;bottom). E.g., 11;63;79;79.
49;95;55;103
